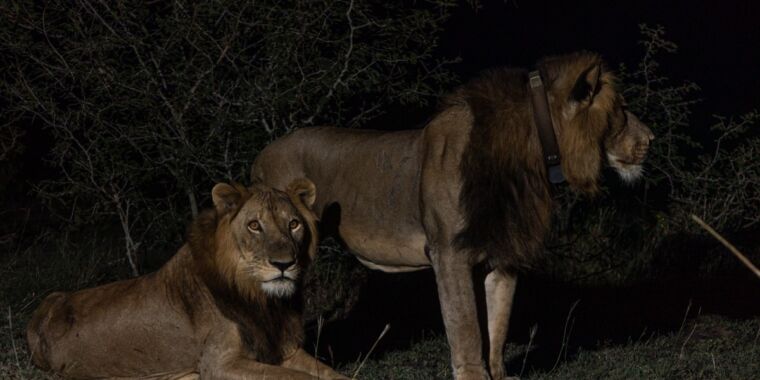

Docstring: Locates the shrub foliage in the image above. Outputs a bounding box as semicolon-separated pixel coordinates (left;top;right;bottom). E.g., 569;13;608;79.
0;0;456;274
545;25;760;284
0;3;757;300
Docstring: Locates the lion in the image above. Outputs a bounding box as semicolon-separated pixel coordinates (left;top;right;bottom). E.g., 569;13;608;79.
251;52;654;380
26;179;348;380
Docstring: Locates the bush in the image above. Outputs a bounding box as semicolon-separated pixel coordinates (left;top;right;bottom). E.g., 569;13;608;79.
543;25;760;285
0;0;457;275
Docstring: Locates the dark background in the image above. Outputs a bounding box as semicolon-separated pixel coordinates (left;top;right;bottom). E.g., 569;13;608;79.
10;1;760;191
443;0;759;118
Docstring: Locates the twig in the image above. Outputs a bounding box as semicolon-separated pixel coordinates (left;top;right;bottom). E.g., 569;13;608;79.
7;306;21;369
677;299;692;337
352;323;390;379
753;323;760;349
678;320;698;360
551;300;580;372
519;324;538;378
690;214;760;279
314;315;324;377
711;353;717;372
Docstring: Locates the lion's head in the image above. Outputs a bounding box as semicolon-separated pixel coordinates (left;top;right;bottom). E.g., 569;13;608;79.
193;178;318;300
539;52;654;192
451;52;654;270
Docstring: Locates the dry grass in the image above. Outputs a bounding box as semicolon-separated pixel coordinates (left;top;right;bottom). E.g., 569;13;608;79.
331;315;760;379
3;224;758;380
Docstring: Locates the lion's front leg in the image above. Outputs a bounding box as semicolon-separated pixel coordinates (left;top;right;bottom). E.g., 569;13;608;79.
429;246;491;380
484;269;518;380
281;348;349;380
199;329;319;380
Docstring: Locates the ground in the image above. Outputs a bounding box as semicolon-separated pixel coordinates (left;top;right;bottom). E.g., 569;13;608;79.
2;237;759;379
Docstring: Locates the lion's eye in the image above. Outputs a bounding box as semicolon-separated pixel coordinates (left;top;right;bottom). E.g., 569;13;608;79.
248;220;261;232
289;219;300;230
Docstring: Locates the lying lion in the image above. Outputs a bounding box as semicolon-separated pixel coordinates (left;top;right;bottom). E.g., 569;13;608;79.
26;179;348;380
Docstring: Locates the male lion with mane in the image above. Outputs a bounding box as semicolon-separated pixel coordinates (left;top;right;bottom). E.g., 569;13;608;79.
252;52;654;380
26;180;348;380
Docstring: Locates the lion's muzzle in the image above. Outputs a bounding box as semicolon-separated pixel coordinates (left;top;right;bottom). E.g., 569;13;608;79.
606;111;654;183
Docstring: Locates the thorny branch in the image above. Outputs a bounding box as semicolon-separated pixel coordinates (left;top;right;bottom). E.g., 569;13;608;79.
0;0;456;272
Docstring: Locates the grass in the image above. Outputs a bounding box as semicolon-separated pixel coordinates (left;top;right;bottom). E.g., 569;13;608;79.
1;228;129;380
6;310;758;379
332;315;760;379
2;230;759;379
530;315;760;379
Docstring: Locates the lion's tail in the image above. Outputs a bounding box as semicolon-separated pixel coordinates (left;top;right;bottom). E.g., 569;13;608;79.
26;291;67;370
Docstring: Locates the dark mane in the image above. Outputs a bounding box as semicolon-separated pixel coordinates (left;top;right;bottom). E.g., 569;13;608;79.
448;68;553;271
187;204;303;364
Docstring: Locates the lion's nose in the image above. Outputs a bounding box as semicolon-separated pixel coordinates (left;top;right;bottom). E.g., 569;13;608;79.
269;259;295;272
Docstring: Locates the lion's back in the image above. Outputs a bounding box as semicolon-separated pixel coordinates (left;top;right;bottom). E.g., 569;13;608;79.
253;126;423;188
251;127;324;189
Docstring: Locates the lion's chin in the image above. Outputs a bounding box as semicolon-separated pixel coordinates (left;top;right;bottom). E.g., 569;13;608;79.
261;278;297;298
607;153;644;185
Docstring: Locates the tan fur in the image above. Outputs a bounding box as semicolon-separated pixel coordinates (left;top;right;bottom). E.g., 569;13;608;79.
26;180;347;380
252;52;653;380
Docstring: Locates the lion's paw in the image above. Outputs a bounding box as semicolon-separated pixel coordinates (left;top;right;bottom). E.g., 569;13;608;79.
454;365;490;380
489;370;521;380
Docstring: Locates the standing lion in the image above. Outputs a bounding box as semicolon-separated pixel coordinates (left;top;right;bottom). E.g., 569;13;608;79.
26;180;348;380
252;52;654;380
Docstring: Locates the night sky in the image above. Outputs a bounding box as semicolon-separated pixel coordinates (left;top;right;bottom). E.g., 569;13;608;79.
440;0;759;122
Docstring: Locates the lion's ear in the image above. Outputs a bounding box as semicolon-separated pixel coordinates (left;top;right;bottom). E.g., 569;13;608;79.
570;62;602;105
286;178;318;259
286;178;316;209
212;183;243;214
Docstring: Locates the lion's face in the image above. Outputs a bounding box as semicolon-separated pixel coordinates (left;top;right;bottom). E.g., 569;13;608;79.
545;53;654;192
233;189;308;297
212;180;317;298
603;108;654;183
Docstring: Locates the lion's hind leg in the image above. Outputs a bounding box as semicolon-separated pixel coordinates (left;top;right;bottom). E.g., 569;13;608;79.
103;369;199;380
168;372;199;380
26;291;68;370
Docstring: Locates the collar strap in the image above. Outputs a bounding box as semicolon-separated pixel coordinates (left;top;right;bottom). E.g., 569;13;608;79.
528;70;565;184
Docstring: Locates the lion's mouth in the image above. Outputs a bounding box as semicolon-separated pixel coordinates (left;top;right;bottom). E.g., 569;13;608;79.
270;275;294;282
261;273;297;283
261;277;297;298
257;266;300;283
607;153;644;184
